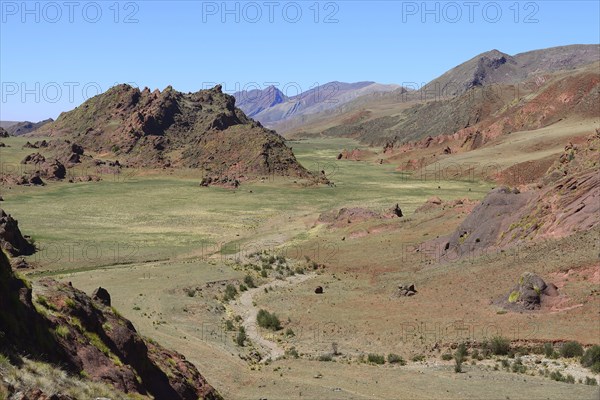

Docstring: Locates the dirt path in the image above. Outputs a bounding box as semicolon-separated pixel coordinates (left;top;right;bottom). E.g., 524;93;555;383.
230;273;316;361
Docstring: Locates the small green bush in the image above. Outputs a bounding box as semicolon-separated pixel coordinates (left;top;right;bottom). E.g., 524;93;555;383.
442;353;453;361
257;309;282;331
318;354;333;362
387;353;406;365
367;353;385;364
285;347;299;358
244;275;256;288
223;284;238;301
236;326;246;347
585;376;598;386
544;343;554;357
581;345;600;373
490;336;510;355
560;341;583;358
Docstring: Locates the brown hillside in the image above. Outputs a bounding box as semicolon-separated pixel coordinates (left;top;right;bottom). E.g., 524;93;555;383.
35;84;313;182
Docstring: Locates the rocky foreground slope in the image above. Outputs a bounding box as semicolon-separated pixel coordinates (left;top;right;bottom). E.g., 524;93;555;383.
0;211;221;399
35;84;313;182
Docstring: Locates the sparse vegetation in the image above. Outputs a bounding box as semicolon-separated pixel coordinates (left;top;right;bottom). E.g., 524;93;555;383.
223;284;238;301
236;326;246;347
581;345;600;373
560;341;583;358
367;353;385;365
489;336;510;355
387;353;406;365
257;309;282;331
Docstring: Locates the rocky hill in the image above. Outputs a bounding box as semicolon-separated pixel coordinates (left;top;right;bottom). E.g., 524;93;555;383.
434;131;600;260
422;44;600;96
5;119;53;136
0;211;221;399
34;84;313;182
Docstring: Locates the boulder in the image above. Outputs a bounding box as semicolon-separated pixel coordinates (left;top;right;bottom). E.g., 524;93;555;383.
92;287;112;307
22;152;46;165
504;272;556;311
390;203;403;218
398;283;417;297
314;286;324;294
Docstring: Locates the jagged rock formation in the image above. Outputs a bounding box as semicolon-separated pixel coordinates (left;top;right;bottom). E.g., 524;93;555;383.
0;209;35;256
35;84;314;183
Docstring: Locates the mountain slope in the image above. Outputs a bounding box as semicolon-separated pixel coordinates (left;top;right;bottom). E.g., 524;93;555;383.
34;84;312;181
423;44;599;96
233;81;402;128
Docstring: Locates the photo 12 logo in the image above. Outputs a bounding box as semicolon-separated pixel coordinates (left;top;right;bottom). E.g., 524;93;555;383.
1;1;140;23
401;1;540;24
201;1;340;23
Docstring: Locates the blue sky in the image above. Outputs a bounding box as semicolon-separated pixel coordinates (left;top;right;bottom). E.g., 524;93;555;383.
1;0;599;120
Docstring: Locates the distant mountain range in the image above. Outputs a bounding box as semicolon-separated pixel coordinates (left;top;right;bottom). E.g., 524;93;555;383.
230;45;598;134
233;81;402;128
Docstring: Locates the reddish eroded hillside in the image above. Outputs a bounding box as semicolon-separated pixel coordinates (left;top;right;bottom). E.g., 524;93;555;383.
35;84;315;183
432;132;600;259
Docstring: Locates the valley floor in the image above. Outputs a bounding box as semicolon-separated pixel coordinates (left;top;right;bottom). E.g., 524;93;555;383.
1;128;599;399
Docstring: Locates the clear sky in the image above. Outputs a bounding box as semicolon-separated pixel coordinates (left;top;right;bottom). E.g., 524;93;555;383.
1;0;599;121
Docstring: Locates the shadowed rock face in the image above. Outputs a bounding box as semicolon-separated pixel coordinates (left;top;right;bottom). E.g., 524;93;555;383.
0;236;221;399
0;209;35;256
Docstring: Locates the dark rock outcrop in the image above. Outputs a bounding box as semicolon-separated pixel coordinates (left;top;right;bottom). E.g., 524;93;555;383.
0;209;35;256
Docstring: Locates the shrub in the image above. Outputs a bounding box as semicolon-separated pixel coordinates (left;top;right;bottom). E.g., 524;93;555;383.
544;343;554;357
239;284;248;292
585;376;598;386
581;345;600;373
455;343;468;362
257;309;282;331
261;270;268;278
236;326;246;347
318;354;333;362
285;347;299;358
560;341;583;358
285;328;295;337
454;357;462;373
223;284;238;301
387;353;406;365
225;320;234;331
442;353;453;361
54;325;70;339
490;336;510;355
511;358;527;373
412;354;426;362
367;354;385;364
244;275;256;288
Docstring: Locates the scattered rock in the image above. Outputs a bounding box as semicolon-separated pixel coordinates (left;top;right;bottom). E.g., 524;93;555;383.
398;283;417;297
314;286;324;294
